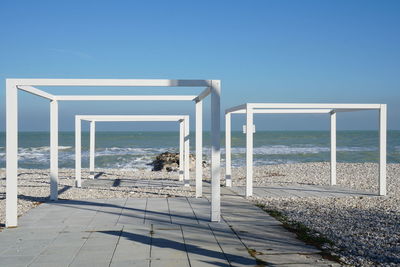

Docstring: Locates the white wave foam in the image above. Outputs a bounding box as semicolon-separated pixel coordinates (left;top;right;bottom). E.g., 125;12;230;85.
224;145;376;155
96;147;178;156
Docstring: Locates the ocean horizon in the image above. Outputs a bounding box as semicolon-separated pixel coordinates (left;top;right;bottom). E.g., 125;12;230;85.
0;130;399;169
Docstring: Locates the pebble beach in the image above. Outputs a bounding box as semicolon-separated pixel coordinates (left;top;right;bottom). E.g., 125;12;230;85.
1;162;399;266
233;162;400;267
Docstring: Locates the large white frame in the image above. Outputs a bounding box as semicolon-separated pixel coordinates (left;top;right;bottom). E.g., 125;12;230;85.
75;115;190;188
6;79;221;227
225;103;387;197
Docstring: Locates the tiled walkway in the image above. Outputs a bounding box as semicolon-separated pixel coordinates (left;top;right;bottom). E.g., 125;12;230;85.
0;182;340;266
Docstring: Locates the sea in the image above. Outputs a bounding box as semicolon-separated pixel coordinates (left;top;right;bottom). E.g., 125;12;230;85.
0;131;399;170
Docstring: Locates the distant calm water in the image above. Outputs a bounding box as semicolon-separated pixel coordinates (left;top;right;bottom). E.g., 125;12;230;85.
0;131;399;169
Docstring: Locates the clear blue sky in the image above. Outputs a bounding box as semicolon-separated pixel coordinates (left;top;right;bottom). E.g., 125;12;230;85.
1;0;399;131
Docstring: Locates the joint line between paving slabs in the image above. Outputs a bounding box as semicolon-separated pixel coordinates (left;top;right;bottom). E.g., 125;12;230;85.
208;224;232;266
149;224;154;267
68;230;94;267
166;198;173;223
116;197;129;225
108;226;124;267
186;197;200;224
27;225;69;266
180;225;192;267
143;198;149;224
220;211;262;264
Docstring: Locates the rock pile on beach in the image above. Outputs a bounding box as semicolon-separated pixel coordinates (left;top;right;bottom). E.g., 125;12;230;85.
149;152;206;172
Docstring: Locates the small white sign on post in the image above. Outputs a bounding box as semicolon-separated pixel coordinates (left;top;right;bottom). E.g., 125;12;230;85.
242;124;256;134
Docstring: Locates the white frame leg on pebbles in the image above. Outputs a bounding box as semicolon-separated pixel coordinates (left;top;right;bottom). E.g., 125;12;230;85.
75;115;190;188
5;79;221;227
225;103;387;198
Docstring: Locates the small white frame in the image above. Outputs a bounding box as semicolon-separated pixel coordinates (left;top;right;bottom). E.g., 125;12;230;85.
225;103;387;197
75;115;190;188
6;79;221;227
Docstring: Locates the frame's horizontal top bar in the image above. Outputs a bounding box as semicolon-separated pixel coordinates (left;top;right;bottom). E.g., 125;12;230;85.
17;86;55;101
54;95;197;101
333;108;378;112
226;103;384;114
230;109;334;114
194;87;211;102
225;104;247;114
248;103;383;109
10;79;214;87
77;115;189;122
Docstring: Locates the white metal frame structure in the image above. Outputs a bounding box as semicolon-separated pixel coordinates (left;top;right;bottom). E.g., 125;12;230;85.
6;79;221;227
75;115;190;188
225;103;387;197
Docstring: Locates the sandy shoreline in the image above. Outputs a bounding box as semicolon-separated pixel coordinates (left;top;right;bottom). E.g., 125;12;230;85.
1;162;399;266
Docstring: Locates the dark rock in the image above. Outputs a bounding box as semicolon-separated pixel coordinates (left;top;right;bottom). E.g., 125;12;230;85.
149;151;207;172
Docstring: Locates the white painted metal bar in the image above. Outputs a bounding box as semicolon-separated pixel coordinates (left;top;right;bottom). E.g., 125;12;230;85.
230;109;333;114
193;87;211;102
50;100;59;200
6;80;18;227
211;80;221;222
17;86;55;100
12;79;212;87
226;102;387;200
225;113;232;187
78;115;189;121
225;104;247;114
55;95;197;101
330;111;337;186
184;116;190;187
79;115;193;191
89;121;95;179
75;117;82;188
78;115;190;187
179;120;184;181
334;108;378;112
195;100;203;197
379;104;387;196
6;78;219;227
248;103;382;109
246;105;254;197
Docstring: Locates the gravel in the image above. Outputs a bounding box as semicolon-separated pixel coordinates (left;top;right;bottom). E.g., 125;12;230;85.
239;162;400;266
1;162;399;266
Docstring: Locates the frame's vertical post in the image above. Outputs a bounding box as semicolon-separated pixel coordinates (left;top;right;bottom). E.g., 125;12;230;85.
179;120;184;181
89;121;95;179
246;104;253;197
379;104;387;196
225;112;232;187
211;80;221;222
184;116;190;187
75;117;82;187
330;111;337;186
50;100;59;200
6;80;18;227
195;100;203;197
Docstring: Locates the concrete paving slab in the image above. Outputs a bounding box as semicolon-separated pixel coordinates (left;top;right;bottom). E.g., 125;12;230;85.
145;198;171;224
0;255;35;267
110;260;150;267
0;180;342;267
150;226;188;260
150;258;190;267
